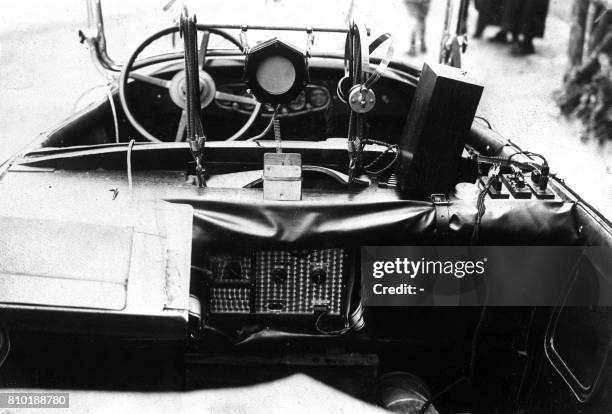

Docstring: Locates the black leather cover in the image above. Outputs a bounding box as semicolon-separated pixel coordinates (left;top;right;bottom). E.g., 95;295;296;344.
166;186;580;250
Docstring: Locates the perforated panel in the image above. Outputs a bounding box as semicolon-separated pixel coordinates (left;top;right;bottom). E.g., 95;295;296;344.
205;248;346;316
210;287;250;313
208;255;252;282
255;249;345;315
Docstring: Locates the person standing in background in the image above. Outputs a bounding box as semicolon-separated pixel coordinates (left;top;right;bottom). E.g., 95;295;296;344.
501;0;550;55
404;0;432;55
473;0;506;39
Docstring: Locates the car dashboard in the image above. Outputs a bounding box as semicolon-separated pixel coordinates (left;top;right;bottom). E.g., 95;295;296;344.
122;58;416;144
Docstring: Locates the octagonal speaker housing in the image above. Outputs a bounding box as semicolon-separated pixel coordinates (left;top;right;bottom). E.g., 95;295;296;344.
244;38;309;105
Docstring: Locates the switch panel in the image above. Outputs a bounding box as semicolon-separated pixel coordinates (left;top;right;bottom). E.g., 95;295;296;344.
501;174;532;199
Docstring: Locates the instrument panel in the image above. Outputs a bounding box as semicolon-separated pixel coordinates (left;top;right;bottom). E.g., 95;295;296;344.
202;248;348;317
216;83;331;118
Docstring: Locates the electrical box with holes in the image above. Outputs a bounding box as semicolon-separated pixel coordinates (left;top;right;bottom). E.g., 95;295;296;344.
201;249;350;318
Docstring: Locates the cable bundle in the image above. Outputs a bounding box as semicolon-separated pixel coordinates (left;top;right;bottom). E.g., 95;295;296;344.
472;164;500;243
180;12;207;186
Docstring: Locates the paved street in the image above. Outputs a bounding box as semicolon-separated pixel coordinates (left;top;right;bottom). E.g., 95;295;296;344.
1;0;610;216
462;3;612;218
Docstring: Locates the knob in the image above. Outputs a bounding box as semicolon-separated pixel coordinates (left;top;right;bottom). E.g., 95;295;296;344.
310;266;327;285
223;260;243;280
271;266;288;284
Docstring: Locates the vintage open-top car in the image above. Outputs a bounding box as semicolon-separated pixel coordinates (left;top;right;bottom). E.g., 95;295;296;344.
1;1;612;412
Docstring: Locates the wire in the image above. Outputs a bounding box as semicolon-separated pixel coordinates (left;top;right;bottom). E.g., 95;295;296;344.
472;181;489;242
246;105;281;141
475;154;543;171
246;116;274;141
508;150;548;168
315;311;354;335
71;84;107;112
505;139;523;152
72;84;120;143
526;152;548;167
127;139;135;194
360;139;400;176
491;135;548;168
472;164;500;243
417;376;468;414
226;102;263;141
104;84;120;143
474;115;492;130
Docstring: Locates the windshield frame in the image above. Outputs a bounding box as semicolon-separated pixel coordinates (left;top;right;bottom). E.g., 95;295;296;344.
81;0;354;76
81;0;469;84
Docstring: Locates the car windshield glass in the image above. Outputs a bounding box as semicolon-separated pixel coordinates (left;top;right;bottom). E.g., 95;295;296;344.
99;0;438;66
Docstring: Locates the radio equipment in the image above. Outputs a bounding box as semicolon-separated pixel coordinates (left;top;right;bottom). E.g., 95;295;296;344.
202;248;348;316
397;62;483;197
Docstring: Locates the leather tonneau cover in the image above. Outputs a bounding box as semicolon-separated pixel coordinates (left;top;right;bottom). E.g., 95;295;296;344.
166;187;580;249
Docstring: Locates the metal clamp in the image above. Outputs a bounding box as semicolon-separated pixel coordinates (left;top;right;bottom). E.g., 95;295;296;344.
431;194;451;237
240;24;250;53
189;135;207;187
306;26;315;56
347;137;362;154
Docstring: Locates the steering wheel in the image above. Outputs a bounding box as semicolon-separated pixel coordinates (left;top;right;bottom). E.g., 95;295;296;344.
119;25;262;143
